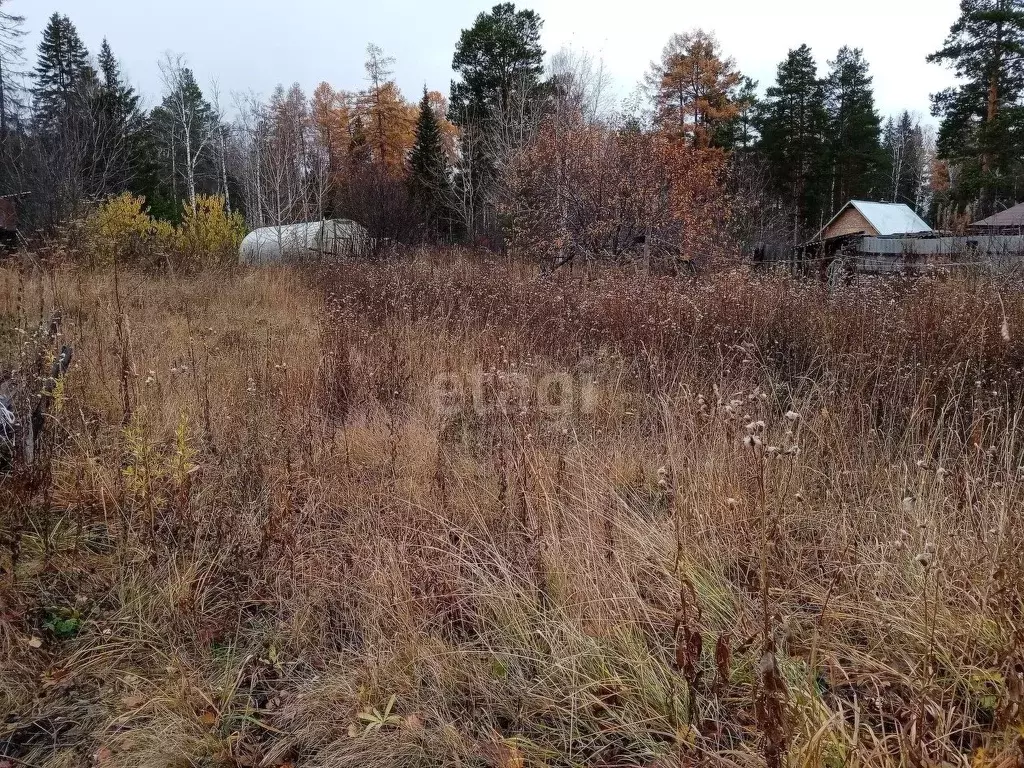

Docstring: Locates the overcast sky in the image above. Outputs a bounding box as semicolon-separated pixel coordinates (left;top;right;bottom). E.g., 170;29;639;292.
15;0;960;121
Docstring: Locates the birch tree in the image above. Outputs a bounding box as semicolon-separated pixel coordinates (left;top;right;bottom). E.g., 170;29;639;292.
155;53;218;211
234;85;332;230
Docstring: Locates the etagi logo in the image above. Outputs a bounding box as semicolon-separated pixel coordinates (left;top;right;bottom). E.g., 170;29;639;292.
431;367;601;417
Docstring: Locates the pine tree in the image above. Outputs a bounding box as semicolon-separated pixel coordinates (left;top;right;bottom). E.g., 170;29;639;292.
928;0;1024;211
823;46;884;212
716;75;759;150
449;3;545;241
0;0;26;134
449;2;545;125
32;13;96;133
409;86;450;239
756;45;830;241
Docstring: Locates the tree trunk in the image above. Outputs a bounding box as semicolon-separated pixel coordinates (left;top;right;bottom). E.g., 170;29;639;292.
171;126;179;217
184;127;196;210
0;56;6;138
219;126;231;214
981;20;1003;210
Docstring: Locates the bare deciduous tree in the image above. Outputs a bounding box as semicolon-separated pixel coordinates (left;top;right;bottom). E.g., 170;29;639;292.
233;85;331;231
0;0;26;138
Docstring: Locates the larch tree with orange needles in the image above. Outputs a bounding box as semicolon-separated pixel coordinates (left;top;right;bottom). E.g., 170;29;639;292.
646;30;742;148
358;44;417;176
310;82;355;196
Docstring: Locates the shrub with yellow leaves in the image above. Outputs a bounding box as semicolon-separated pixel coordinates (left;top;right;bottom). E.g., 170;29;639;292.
78;193;173;268
171;195;246;270
78;193;244;272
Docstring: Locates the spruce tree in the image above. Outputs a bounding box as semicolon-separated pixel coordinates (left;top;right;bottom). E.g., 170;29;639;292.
824;46;884;212
98;40;116;91
928;0;1024;212
96;39;146;194
32;13;96;132
756;45;830;241
409;87;450;239
97;40;143;131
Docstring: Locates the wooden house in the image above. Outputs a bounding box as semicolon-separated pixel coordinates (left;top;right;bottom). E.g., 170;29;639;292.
815;200;932;241
787;201;933;277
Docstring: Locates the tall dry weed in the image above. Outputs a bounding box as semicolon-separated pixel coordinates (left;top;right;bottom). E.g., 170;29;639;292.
1;255;1023;767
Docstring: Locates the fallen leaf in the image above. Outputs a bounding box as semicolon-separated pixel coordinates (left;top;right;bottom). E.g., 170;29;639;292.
497;743;524;768
28;636;43;649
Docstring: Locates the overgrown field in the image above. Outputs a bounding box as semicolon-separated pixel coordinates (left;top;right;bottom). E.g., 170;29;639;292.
3;255;1024;768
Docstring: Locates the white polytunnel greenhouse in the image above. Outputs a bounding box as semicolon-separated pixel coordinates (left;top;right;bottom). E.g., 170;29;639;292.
239;219;369;264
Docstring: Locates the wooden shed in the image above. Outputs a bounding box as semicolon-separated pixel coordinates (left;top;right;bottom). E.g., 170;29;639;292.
815;200;932;241
0;196;20;251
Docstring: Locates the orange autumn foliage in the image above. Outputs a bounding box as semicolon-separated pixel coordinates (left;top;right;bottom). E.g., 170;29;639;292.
311;82;355;169
647;30;742;148
309;81;456;181
504;113;729;268
358;80;418;174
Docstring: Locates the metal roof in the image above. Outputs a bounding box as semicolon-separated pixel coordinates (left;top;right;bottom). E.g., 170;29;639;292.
972;202;1024;229
816;200;932;240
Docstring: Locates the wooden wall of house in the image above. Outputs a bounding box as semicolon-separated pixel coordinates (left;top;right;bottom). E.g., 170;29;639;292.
823;207;875;240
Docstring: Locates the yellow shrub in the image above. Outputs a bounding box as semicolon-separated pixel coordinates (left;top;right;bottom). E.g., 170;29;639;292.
173;196;246;269
79;194;245;271
79;194;172;267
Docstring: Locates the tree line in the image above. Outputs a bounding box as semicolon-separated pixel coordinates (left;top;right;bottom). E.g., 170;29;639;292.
0;0;1018;260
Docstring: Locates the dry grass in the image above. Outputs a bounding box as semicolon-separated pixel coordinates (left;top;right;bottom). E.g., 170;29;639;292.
2;252;1024;768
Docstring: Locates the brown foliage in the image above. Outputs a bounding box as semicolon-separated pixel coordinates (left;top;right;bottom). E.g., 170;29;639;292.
3;256;1024;767
504;118;729;268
